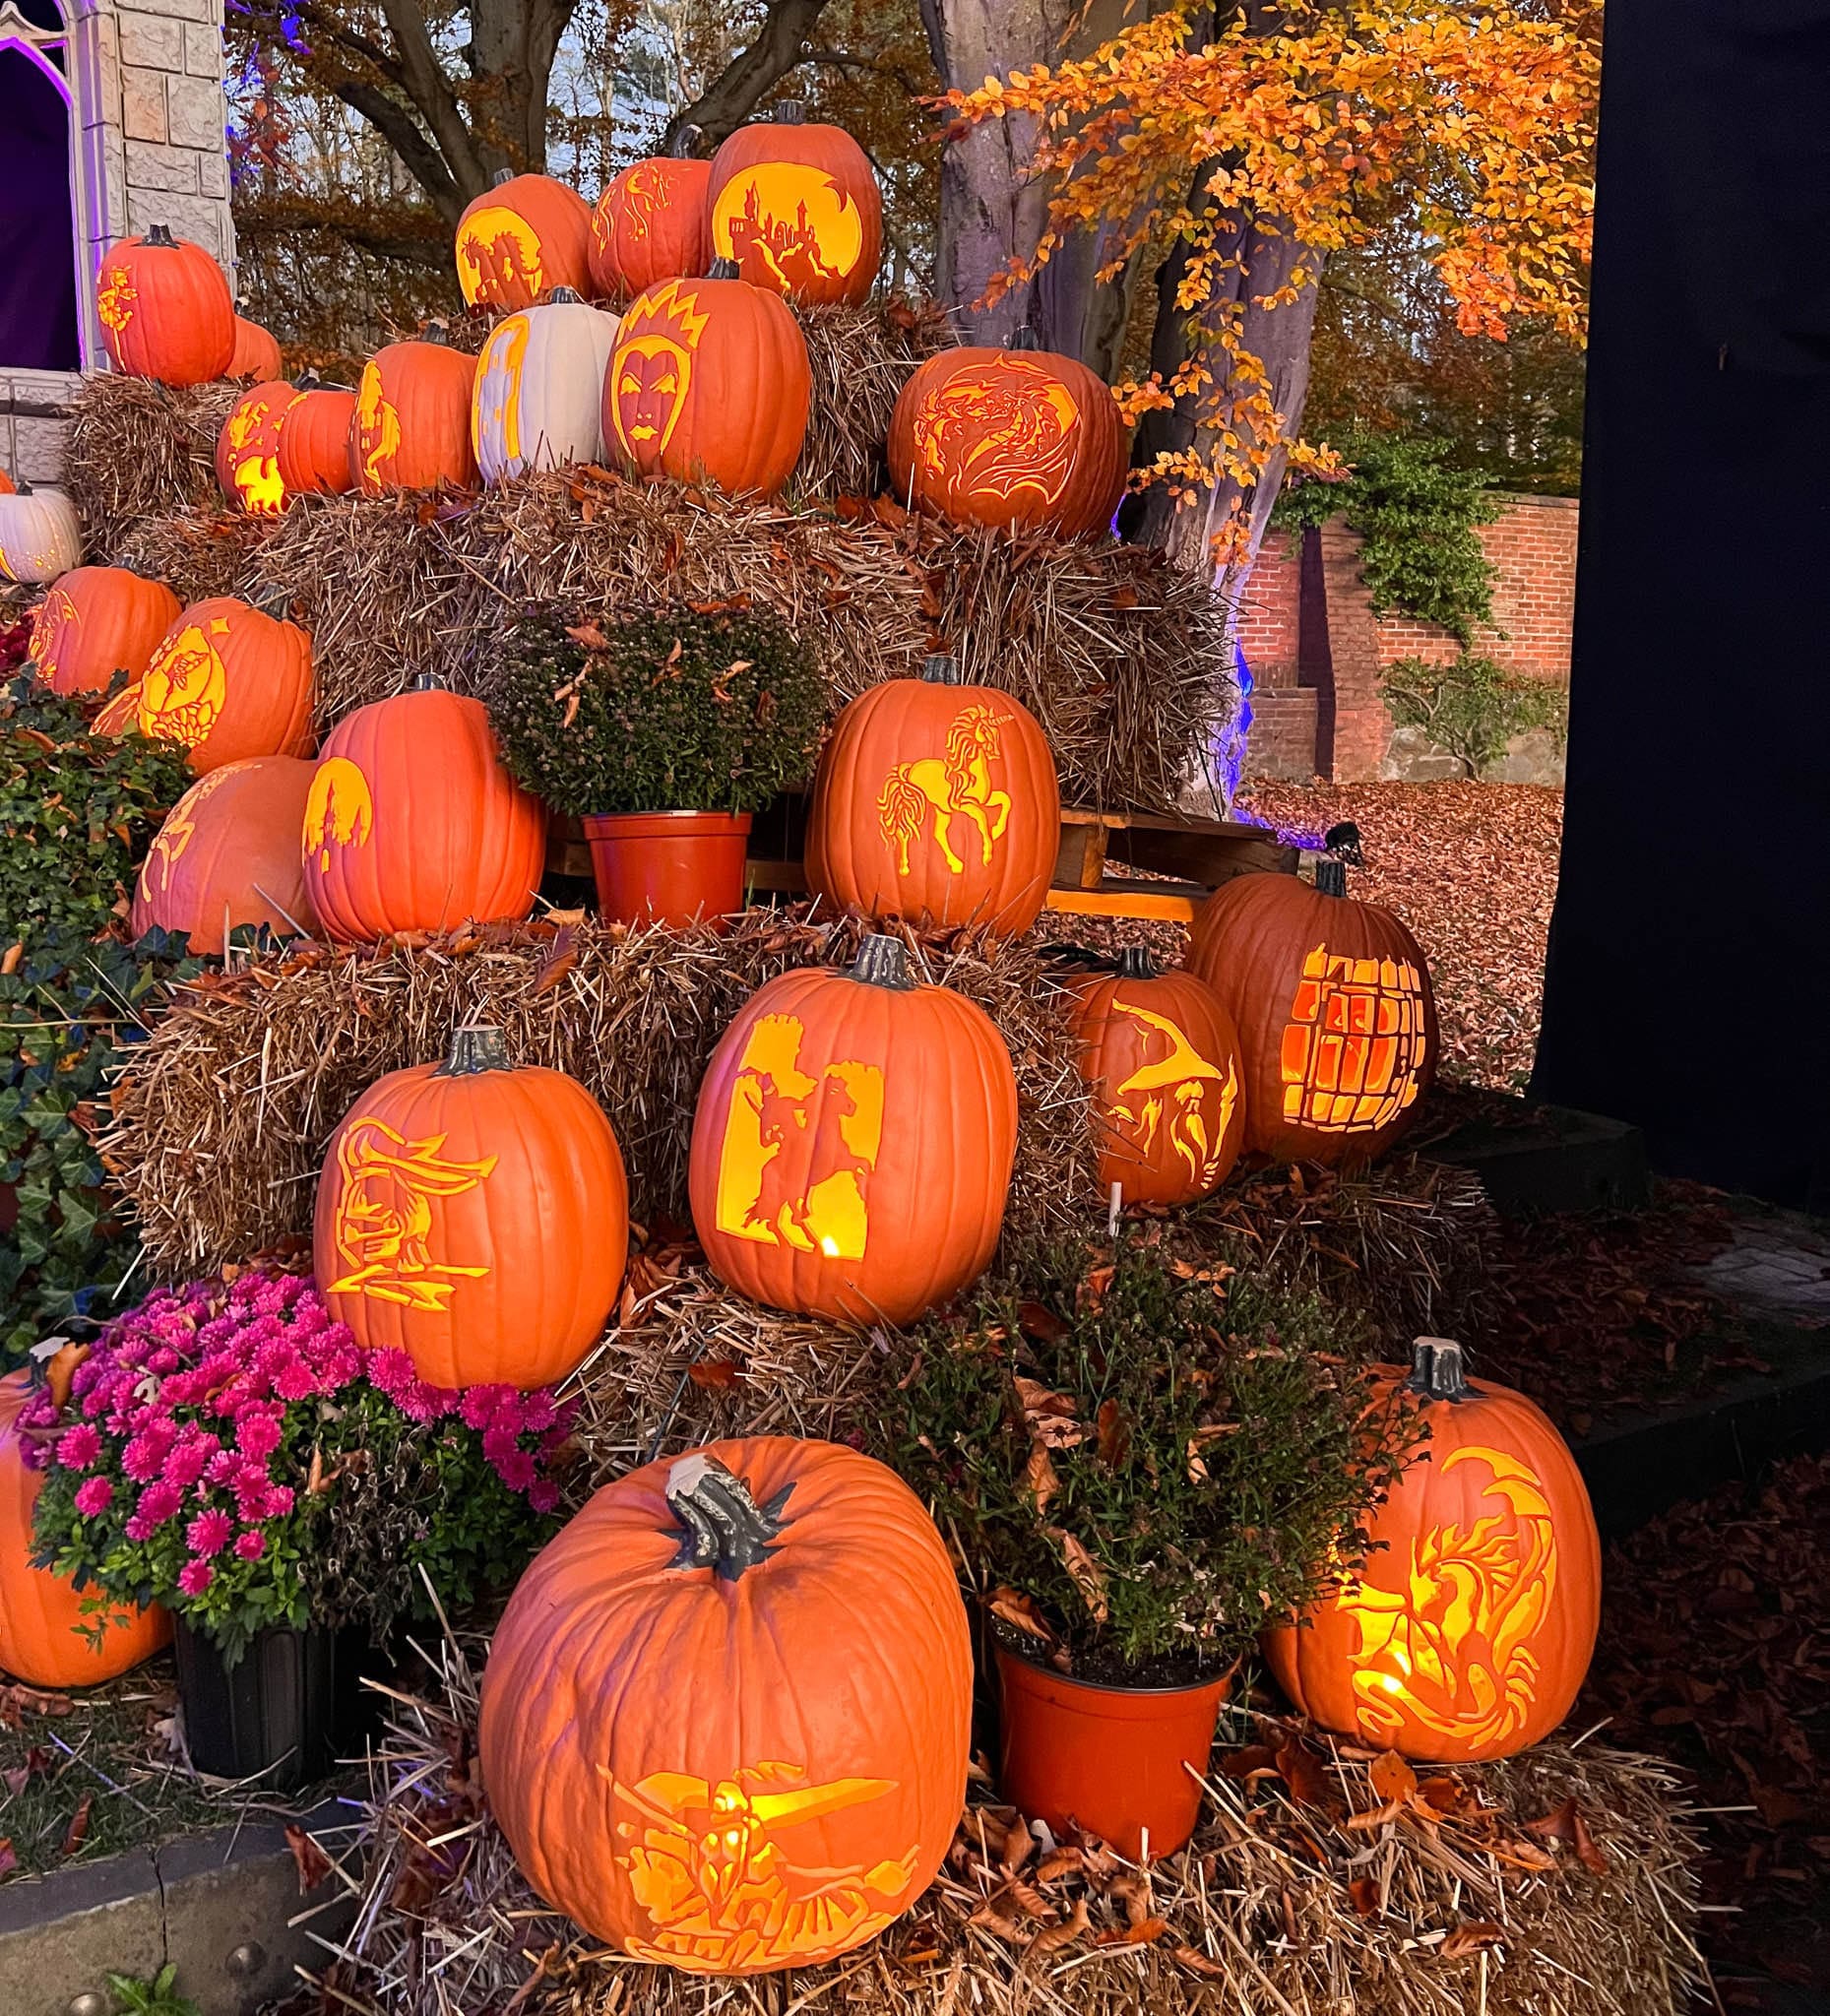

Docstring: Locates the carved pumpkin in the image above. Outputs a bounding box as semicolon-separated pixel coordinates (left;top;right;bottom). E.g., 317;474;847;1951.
455;169;596;311
601;264;809;496
349;328;478;496
804;654;1060;938
215;381;293;515
0;484;83;585
95;594;315;776
130;755;318;953
29;566;180;698
1263;1339;1601;1764
707;103;882;308
887;332;1128;540
1067;949;1245;1206
479;1436;972;1973
301;680;545;944
0;1364;171;1687
228;314;284;381
590;139;713;301
472;289;620;484
275;376;359;497
95;224;235;386
0;471;13;494
1186;863;1437;1167
690;935;1017;1324
314;1025;627;1388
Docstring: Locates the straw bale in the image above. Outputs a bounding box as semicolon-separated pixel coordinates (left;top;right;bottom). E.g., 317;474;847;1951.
62;373;246;558
114;505;280;607
796;298;953;499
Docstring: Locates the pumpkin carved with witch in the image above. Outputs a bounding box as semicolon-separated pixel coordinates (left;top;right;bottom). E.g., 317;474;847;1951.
350;329;478;496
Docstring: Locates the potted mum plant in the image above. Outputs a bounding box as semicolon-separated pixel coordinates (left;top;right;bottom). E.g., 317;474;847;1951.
490;602;826;926
24;1268;571;1785
891;1237;1417;1858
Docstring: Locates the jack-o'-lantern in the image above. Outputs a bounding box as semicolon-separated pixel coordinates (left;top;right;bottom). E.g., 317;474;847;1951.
479;1436;972;1974
29;566;180;698
95;593;315;775
706;103;882;308
455;169;596;310
590;134;713;300
274;375;358;497
804;655;1060;937
0;1366;171;1688
301;678;545;943
314;1025;627;1388
1186;862;1437;1166
130;755;318;953
1067;949;1245;1206
1263;1339;1601;1764
601;263;809;496
0;483;83;586
472;289;620;484
95;224;235;386
228;314;284;381
215;381;293;515
887;332;1128;540
689;935;1017;1324
350;327;478;496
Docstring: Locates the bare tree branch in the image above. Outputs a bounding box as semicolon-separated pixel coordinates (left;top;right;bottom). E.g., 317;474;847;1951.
329;79;466;220
664;0;836;152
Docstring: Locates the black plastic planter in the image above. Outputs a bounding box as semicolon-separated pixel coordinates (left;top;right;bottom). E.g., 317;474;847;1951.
173;1619;376;1787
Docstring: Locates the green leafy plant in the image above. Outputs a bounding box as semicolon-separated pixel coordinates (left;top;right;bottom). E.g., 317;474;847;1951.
888;1239;1419;1683
489;604;827;818
1382;651;1568;777
103;1966;201;2016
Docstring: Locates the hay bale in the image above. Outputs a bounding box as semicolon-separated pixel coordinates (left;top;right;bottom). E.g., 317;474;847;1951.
797;298;953;499
62;374;245;559
114;506;279;607
103;910;1096;1282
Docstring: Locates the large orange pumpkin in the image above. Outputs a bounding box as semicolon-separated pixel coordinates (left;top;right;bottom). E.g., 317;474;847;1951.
1186;863;1437;1167
0;1366;171;1688
804;654;1060;937
479;1435;972;1973
590;140;713;301
601;264;810;496
887;332;1128;540
29;567;180;698
455;169;596;310
301;680;545;943
215;381;293;515
130;755;318;953
275;376;359;497
689;935;1017;1324
95;225;235;386
313;1025;627;1389
1067;949;1245;1206
95;594;316;776
707;103;882;307
1263;1339;1601;1764
228;314;284;381
349;329;478;495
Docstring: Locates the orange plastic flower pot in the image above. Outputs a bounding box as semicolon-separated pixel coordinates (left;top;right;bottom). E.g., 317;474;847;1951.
994;1643;1230;1859
581;811;752;927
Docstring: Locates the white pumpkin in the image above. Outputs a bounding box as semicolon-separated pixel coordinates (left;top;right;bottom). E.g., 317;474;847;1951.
470;289;620;484
0;484;83;585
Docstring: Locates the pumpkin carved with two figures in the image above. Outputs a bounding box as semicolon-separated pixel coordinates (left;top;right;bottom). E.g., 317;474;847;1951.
95;225;234;386
480;1436;972;1974
455;171;596;311
29;566;180;697
130;755;318;954
706;104;882;307
350;330;478;495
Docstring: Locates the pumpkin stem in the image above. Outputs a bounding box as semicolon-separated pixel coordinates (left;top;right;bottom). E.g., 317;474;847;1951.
439;1024;510;1076
772;98;806;124
547;286;584;305
291;369;322;391
144;222;177;248
708;256;740;280
491;166;516;188
919;653;963;686
252;584;293;619
1407;1338;1470;1403
1314;857;1349;898
852;933;915;991
665;1453;789;1580
670;122;704;158
1116;946;1159;980
1007;328;1041;351
410;671;447;692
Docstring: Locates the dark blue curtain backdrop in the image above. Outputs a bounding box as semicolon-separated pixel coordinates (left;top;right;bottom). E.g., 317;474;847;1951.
0;43;82;370
1534;0;1830;1207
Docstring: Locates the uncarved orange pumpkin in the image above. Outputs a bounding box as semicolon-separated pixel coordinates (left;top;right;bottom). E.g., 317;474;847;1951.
1068;949;1245;1205
456;170;596;310
0;1368;171;1688
313;1025;627;1389
215;381;293;515
1186;863;1437;1167
887;334;1128;540
690;934;1017;1324
590;150;713;300
300;681;545;943
707;103;882;307
350;330;478;495
228;315;284;380
29;567;181;698
1263;1339;1601;1764
130;755;318;953
479;1435;972;1974
805;654;1060;937
275;378;359;497
95;225;235;386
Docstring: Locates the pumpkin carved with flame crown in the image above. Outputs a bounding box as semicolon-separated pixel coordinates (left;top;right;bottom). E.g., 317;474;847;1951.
350;328;478;495
1187;863;1437;1167
130;755;318;954
456;170;596;310
707;103;882;307
29;566;180;698
215;381;294;515
887;332;1128;540
228;315;284;381
0;484;83;586
275;377;359;497
689;935;1018;1324
804;655;1060;938
472;289;619;484
301;680;545;944
95;225;235;386
590;139;713;300
1264;1339;1601;1764
479;1436;972;1974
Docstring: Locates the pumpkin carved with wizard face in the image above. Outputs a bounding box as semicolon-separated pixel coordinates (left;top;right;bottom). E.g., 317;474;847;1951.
479;1436;972;1975
29;566;180;698
706;103;882;308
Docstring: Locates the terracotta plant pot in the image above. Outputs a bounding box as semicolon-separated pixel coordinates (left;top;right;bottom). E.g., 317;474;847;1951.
994;1642;1230;1859
581;811;752;927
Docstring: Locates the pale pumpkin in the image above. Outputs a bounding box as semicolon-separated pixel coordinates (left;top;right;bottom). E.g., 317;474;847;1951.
0;484;83;586
472;289;620;484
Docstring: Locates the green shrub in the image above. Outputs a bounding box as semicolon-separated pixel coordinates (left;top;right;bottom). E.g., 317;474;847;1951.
1382;651;1568;777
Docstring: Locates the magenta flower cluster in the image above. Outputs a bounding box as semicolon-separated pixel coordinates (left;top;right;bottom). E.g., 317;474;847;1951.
22;1271;573;1601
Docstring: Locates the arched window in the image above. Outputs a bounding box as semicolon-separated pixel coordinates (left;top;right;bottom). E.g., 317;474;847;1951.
0;0;83;370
